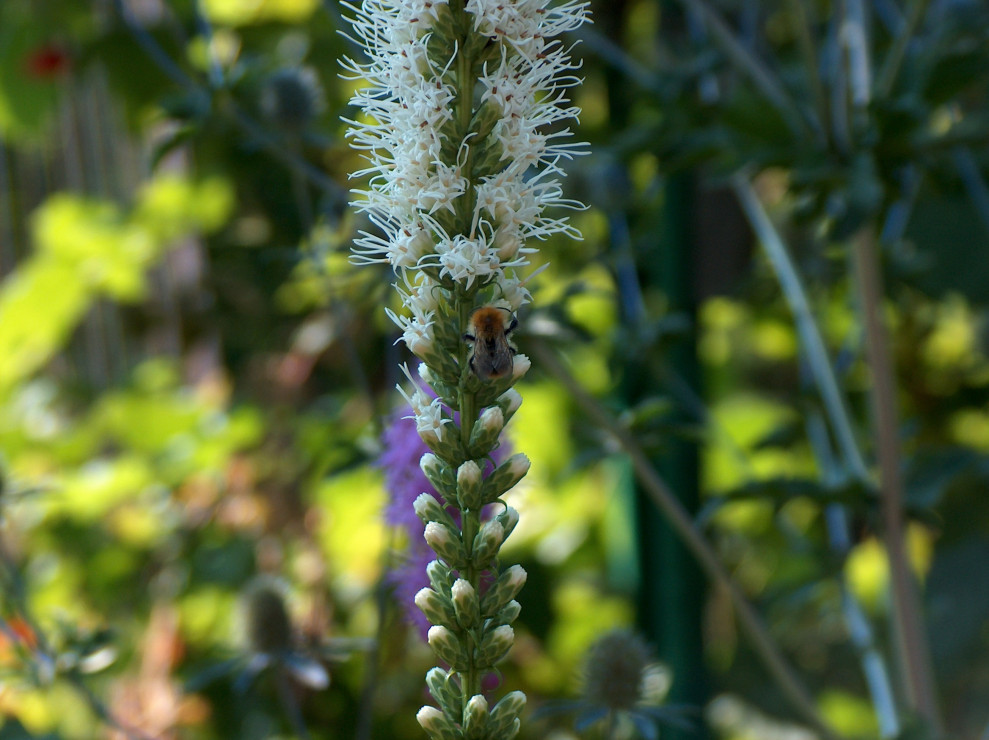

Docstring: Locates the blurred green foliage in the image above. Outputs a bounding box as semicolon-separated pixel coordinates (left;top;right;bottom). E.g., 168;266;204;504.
1;0;989;739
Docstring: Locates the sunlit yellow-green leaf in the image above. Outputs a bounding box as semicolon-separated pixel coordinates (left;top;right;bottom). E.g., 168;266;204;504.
0;684;97;739
818;690;879;738
923;295;976;369
704;393;800;493
700;297;749;366
94;391;204;454
108;501;173;547
28;553;86;622
202;0;318;25
0;181;233;398
135;175;235;241
0;260;89;395
503;468;607;562
751;319;797;360
511;381;573;477
949;407;989;452
313;467;386;591
180;586;238;648
845;524;934;612
51;456;155;521
568;263;617;337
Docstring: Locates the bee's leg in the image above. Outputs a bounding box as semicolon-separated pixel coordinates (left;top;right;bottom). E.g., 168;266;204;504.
463;332;476;341
505;317;518;335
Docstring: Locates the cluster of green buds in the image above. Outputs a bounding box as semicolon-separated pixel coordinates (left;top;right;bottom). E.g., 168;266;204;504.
409;380;529;737
343;0;588;735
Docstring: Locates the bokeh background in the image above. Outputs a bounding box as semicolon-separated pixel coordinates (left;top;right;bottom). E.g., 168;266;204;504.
1;0;989;738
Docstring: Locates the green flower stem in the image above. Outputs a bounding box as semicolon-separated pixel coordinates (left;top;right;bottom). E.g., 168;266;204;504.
451;9;484;708
452;288;483;709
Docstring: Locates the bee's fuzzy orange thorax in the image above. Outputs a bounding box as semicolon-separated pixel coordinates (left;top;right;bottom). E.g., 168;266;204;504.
470;307;509;334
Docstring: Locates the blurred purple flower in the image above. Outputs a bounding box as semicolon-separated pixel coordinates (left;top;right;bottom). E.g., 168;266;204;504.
380;409;434;532
379;395;511;639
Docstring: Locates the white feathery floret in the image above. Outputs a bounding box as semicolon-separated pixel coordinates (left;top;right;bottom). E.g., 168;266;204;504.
343;0;589;336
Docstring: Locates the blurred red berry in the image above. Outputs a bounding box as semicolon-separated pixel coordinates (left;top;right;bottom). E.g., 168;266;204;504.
25;44;70;79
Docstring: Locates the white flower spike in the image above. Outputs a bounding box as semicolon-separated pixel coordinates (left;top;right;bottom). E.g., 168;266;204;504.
343;0;589;735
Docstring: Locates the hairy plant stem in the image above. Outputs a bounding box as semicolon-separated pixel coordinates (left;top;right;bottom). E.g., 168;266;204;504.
851;230;942;736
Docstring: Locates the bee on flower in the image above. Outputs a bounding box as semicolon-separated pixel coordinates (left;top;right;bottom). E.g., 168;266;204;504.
464;306;518;380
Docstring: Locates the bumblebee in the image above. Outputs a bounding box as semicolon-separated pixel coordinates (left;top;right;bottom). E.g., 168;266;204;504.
464;306;518;380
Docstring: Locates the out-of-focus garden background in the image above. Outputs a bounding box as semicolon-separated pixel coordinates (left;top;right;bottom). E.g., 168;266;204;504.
2;0;989;738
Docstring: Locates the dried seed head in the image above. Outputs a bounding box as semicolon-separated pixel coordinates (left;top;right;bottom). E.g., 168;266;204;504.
582;630;653;710
261;67;325;130
243;576;293;654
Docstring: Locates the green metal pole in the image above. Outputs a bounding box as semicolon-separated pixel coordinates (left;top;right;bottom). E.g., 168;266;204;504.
633;173;708;735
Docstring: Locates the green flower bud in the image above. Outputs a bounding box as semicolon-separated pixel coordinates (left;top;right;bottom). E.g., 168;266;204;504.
419;363;458;408
488;691;527;740
481;454;530;504
510;353;531;382
415;587;457;629
470;100;503;142
496;388;523;423
475;374;516;409
495;506;519;541
477;624;515;668
430;314;463;349
471;519;505;566
493;599;522;626
428;625;468;670
456;460;483;510
421;421;467;464
463;694;490;740
414;492;458;530
425;667;462;719
424;521;468;569
419;345;461;383
469;407;504;457
451;578;480;629
472;137;508;180
480;565;527;617
427;559;454;594
421;454;457;502
417;705;462;740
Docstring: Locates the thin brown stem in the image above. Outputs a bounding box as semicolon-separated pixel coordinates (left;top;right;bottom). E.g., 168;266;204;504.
530;344;843;740
851;230;942;735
